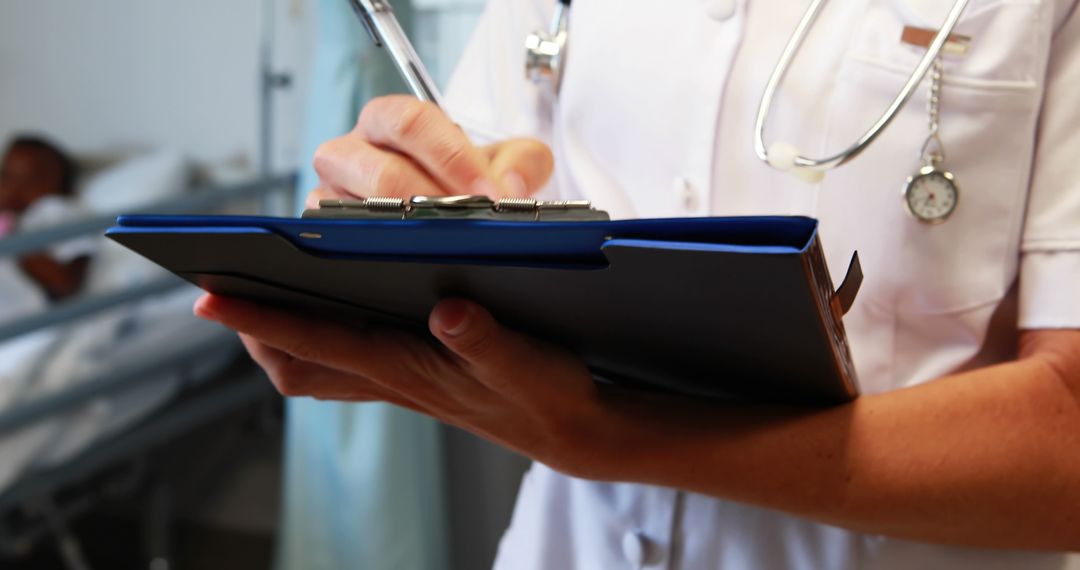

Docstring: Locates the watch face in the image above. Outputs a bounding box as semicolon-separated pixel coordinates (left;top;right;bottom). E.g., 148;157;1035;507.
904;167;958;223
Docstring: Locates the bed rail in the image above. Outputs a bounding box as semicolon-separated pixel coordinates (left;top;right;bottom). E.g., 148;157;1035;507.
0;367;276;556
0;277;183;344
0;173;297;345
0;173;296;260
0;329;239;434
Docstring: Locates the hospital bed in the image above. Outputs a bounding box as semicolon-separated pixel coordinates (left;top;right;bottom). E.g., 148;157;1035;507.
0;167;295;569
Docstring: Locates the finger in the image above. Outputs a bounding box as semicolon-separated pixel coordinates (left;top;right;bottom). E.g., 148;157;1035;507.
304;185;346;210
427;299;544;396
313;135;445;199
356;95;499;197
195;294;438;387
484;139;555;198
241;333;371;398
239;333;437;414
196;294;512;417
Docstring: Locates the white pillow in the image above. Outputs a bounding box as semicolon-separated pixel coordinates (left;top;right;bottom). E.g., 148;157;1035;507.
79;149;189;214
79;150;190;293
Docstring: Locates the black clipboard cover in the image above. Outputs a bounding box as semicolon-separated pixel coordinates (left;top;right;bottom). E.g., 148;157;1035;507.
107;215;862;405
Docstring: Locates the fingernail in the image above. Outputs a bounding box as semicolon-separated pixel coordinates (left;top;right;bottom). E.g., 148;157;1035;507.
193;296;217;320
437;300;472;337
502;171;528;198
469;178;500;198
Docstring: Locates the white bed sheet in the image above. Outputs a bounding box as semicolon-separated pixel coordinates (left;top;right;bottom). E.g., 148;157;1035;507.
0;285;239;493
0;151;253;494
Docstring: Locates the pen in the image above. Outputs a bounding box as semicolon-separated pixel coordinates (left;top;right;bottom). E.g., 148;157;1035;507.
347;0;445;107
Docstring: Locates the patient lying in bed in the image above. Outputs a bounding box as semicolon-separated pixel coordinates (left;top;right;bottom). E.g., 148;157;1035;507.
0;135;96;322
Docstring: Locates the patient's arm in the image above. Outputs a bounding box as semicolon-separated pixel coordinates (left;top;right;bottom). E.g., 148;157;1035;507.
18;253;90;300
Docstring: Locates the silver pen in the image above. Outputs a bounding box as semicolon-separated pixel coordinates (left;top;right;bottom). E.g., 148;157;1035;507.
347;0;444;107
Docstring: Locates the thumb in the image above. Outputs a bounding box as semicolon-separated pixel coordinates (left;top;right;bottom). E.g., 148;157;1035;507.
484;138;554;198
429;299;529;390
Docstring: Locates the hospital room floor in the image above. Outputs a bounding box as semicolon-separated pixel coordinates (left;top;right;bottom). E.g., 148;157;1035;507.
5;515;275;569
1;386;284;570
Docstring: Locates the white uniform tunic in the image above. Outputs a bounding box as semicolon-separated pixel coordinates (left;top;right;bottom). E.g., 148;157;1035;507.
444;0;1080;567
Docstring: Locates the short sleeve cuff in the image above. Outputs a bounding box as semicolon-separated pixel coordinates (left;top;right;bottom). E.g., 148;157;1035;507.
1018;250;1080;329
49;236;98;264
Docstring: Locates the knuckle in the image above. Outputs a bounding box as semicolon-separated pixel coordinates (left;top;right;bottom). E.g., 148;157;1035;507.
507;139;554;184
370;156;404;197
455;326;495;363
270;366;306;397
275;382;304;398
518;138;551;159
391;100;436;142
357;96;392;127
433;140;471;177
531;142;555;175
288;343;330;368
311;139;340;180
270;334;331;370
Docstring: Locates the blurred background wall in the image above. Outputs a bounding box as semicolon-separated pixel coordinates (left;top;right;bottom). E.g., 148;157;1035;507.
0;0;306;169
0;0;484;170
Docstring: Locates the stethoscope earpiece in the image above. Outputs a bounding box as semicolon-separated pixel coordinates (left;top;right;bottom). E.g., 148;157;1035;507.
525;0;570;92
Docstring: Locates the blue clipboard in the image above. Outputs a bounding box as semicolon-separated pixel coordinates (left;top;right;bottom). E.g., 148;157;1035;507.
107;215;862;405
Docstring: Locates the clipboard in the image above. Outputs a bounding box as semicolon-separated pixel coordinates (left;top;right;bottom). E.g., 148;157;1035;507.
106;214;863;405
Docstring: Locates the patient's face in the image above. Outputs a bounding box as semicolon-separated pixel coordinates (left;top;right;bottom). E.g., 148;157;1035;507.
0;145;63;213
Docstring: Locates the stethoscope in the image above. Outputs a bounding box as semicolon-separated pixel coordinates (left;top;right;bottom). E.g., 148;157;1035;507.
524;0;973;222
525;0;571;90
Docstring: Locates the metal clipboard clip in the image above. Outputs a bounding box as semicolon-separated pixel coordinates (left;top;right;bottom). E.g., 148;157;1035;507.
302;195;611;222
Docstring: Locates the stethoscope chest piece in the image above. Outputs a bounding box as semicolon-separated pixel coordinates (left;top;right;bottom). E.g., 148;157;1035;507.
526;0;570;92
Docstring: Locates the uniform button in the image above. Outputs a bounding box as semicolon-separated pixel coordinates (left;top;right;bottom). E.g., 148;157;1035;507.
673;177;700;212
622;531;646;569
705;0;736;21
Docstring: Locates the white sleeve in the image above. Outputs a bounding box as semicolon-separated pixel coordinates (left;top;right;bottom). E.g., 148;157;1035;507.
48;233;97;265
1018;2;1080;329
18;197;98;264
442;0;554;145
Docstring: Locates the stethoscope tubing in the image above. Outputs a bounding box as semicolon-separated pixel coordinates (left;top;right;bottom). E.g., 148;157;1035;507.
753;0;971;171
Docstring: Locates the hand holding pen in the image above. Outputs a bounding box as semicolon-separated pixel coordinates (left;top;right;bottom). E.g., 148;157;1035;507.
304;1;554;207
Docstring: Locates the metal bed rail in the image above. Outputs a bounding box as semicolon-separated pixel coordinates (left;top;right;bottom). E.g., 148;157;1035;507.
0;329;240;434
0;370;274;514
0;174;295;564
0;277;183;345
0;173;295;260
0;368;276;558
0;171;295;433
0;4;293;563
0;173;297;345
